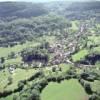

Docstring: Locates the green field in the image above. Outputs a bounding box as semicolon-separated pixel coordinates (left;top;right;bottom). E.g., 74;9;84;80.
0;36;55;58
71;21;79;31
0;41;40;58
41;79;88;100
0;68;37;92
72;49;89;62
88;35;100;45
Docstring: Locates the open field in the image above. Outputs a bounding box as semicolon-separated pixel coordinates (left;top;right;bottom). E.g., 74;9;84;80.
0;68;37;92
0;41;40;58
72;49;89;62
41;79;88;100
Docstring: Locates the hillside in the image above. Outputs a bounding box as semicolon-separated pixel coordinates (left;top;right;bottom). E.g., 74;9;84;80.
0;2;47;20
0;1;100;100
0;1;100;46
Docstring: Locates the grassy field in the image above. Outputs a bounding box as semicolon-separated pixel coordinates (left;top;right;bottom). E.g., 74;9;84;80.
59;63;71;72
0;68;37;92
0;68;11;91
43;63;70;77
0;36;55;58
41;79;88;100
5;56;22;65
0;41;40;58
88;35;100;45
72;49;89;62
71;21;79;31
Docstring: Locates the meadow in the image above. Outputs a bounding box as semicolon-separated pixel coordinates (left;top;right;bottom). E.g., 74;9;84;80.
41;79;88;100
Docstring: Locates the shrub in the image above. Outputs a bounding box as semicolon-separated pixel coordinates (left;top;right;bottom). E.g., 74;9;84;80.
84;83;93;95
89;93;100;100
28;89;40;100
78;78;85;86
39;79;48;89
8;76;13;85
28;71;43;81
65;75;71;80
86;76;95;82
56;75;65;83
13;95;18;100
52;67;56;72
0;90;12;97
47;76;57;82
80;72;89;80
17;81;24;90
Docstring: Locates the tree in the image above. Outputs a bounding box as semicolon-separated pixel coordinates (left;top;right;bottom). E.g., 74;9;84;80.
89;93;100;100
13;95;17;100
8;76;13;85
84;83;93;95
0;57;5;63
52;67;56;72
8;52;16;59
18;81;24;90
28;89;40;100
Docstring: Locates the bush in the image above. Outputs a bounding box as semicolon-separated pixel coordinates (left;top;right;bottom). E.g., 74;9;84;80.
47;76;57;82
28;89;40;100
39;79;48;90
89;93;100;100
0;57;5;63
84;83;93;95
52;67;56;72
28;71;43;81
34;84;42;92
0;90;12;97
78;78;84;86
17;81;24;90
80;72;89;80
8;76;13;85
86;76;95;82
13;95;18;100
56;75;65;83
65;75;71;80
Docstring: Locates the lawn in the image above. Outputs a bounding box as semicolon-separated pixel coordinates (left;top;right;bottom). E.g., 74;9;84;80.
72;49;89;62
41;79;88;100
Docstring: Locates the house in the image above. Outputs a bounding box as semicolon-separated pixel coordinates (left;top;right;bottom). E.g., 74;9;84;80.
8;66;16;74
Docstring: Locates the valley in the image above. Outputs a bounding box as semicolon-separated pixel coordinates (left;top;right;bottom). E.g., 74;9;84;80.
0;1;100;100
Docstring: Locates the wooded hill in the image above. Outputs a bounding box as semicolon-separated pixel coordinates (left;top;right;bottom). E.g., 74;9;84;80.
0;2;47;20
0;1;100;46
